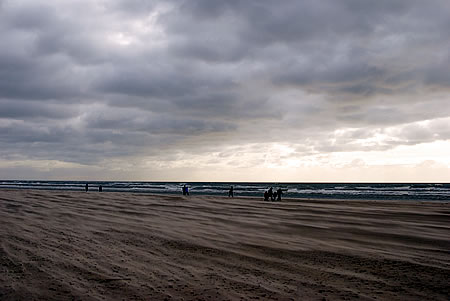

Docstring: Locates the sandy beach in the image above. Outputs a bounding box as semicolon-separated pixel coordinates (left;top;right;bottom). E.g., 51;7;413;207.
0;189;449;300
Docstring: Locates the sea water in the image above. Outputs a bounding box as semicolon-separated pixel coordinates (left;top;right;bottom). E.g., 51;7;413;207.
1;181;449;201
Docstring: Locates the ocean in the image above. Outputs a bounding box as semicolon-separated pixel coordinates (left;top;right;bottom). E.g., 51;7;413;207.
1;180;449;201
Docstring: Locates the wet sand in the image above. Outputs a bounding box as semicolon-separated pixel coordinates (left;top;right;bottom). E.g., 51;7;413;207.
1;189;449;300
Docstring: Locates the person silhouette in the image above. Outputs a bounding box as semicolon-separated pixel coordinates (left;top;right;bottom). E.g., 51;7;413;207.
98;185;102;192
276;188;282;201
85;183;88;192
228;186;234;198
182;184;189;196
268;187;273;201
264;191;269;201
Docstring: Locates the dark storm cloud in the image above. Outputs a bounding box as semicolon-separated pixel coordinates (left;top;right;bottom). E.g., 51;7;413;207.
0;99;78;119
84;110;234;134
165;0;450;94
0;0;449;175
0;6;96;101
0;121;73;144
166;0;401;57
96;59;237;101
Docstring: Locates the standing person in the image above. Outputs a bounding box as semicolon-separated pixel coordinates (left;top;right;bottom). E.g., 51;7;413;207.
264;191;269;201
268;187;273;201
85;183;88;192
98;185;103;192
276;188;283;201
228;186;234;198
182;184;189;196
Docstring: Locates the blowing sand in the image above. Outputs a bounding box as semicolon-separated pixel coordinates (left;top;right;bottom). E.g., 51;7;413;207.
0;189;449;300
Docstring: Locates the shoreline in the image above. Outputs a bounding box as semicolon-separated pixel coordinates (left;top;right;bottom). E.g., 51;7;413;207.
1;188;449;203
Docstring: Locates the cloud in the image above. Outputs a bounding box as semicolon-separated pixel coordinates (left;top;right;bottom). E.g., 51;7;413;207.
0;0;449;180
0;99;78;119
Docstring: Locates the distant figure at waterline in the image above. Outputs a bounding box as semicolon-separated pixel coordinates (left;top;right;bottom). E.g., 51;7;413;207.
85;183;88;192
182;184;189;196
268;187;273;201
228;186;234;198
264;190;269;201
276;188;283;201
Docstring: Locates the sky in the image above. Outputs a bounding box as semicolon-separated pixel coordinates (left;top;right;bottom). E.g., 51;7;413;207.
0;0;449;182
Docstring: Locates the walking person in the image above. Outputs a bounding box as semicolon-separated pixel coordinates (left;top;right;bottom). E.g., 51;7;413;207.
228;186;234;198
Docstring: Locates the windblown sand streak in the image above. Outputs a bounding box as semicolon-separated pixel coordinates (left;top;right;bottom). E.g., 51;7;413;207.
1;189;449;300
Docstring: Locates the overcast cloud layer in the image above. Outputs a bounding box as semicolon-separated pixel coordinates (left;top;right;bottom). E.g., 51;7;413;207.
1;0;449;181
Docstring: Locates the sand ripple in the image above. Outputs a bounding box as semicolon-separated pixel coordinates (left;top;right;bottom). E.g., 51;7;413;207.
1;189;449;300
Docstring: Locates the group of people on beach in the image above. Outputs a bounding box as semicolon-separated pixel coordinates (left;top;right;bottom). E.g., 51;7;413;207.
181;184;283;201
84;182;282;200
264;187;283;201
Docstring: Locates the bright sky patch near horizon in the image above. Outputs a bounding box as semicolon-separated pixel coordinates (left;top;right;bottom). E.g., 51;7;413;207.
0;0;449;182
